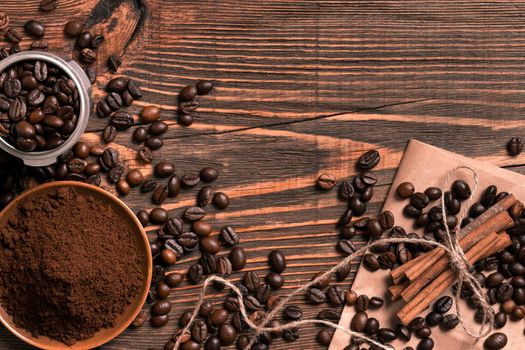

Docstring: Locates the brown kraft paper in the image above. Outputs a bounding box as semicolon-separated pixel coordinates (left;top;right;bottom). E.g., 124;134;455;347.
330;139;525;350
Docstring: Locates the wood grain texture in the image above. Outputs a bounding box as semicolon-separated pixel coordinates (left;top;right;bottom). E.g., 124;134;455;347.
1;0;525;349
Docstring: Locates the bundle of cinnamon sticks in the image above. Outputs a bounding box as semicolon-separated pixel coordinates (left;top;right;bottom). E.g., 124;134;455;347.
388;194;519;325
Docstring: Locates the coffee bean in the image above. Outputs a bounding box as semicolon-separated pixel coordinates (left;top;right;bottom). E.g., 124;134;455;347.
126;169;144;187
140;105;161;123
177;232;199;251
408;317;426;331
243;271;260;292
484;333;507;350
116;179;130;195
4;78;21;99
218;324;236;345
360;186;374;202
369;296;384;309
179;85;197;102
410;192;430;210
108;163;125;183
326;286;345;305
378;210;395;230
200;166;219;182
355;294;369;312
340;225;356;240
191;220;211;237
357;150;380;170
183;206;206;221
31;40;48;51
268;250;286;273
107;55;122;72
149;121;168;136
433;295;453;313
256;283;272;304
337;239;356;255
404;204;422;218
229;247;246;270
378;327;396;342
150;207;168;224
80;48;96;64
167;175;181;197
417;338;434;350
220;226;239;246
213;192;230;209
182;172;200;187
348;196;366;216
425;311;442;327
197;186;214;207
210;308;228;326
140;179;157;193
318;309;340;321
101;125;116;143
152;299;172;316
150;315;169;327
494;312;507;329
307;288;326;304
216;256;232;277
396;324;411;342
154;161;175;178
200;253;217;275
367;218;384;239
508;137;523;156
64;20;84;37
452;180;471;201
265;272;284;290
188;264;204;284
339;180;355;200
440;314;459;330
317;173;336;190
337;208;354;227
336;262;351;281
350;312;368;332
152;185;168;205
284;305;302;320
111;111;134;130
482;185;498;207
178;113;193;126
397;182;415;198
196;80;214;95
5;28;21;43
25;20;45;37
487;272;505;288
363;254;380;271
0;12;8;31
190;319;208;343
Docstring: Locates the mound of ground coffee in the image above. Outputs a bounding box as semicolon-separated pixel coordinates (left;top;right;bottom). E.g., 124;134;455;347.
0;186;145;345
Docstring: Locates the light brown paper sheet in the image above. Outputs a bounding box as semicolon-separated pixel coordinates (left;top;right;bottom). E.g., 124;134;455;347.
330;139;525;350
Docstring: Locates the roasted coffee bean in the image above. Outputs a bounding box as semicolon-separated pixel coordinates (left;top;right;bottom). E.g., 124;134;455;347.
497;283;514;302
326;286;345;305
76;32;92;48
378;328;397;342
417;338;434;350
213;192;230;209
487;272;505;288
481;185;498;207
357;149;380;170
397;182;415;198
361;186;374;202
396;324;411;342
452;180;471;201
408;317;426;331
116;179;130;195
80;48;96;64
378;251;396;269
348;196;366;216
434;296;453;313
197;186;214;207
183;206;206;221
508;137;523;156
337;208;354;227
256;283;272;304
378;210;395;230
177;232;199;250
307;287;326;304
4;78;21;99
243;271;260;292
283;305;302;320
198;167;218;183
266;272;284;290
494;311;507;329
140;105;161;123
178;113;193;126
136;210;149;227
282;328;299;342
152;299;172;316
440;314;459;330
410;192;429;210
179;85;197;102
199;235;219;254
404;204;422;218
111;111;134;130
355;295;369;312
190;319;208;343
188;264;204;284
67;158;86;174
367;218;384;239
229;247;246;270
469;202;486;218
363;253;380;271
350;312;368;332
425;311;442;327
484;333;507;350
416;327;431;339
216;256;232;277
25;20;45;37
368;296;384;309
152;185;168;204
31;40;48;50
154;161;175;178
149;121;168;136
218;324;236;346
5;28;22;43
196;80;214;95
100;148;119;170
108;163;125;183
336;262;351;281
423;187;441;201
107;55;122;72
161;248;177;265
340;225;356;239
317;173;337;190
192;220;212;236
102;125;117;143
267;250;286;273
219;226;238;246
125;169;143;187
150;207;168;224
150;315;169;327
64;20;84;37
140;179;157;193
182;172;201;187
200;253;217;275
106;92;123;110
168;174;181;197
362;317;379;335
317;329;334;346
317;309;340;322
337;239;356;255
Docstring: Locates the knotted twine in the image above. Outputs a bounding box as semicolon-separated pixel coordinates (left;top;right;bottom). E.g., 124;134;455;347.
173;166;494;350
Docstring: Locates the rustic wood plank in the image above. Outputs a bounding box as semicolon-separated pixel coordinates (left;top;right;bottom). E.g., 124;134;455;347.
1;0;525;349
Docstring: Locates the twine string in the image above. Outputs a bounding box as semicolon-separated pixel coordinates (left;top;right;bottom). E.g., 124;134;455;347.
173;166;493;350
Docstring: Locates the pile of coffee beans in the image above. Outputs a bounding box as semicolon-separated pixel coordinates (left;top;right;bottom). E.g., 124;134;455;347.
0;59;80;151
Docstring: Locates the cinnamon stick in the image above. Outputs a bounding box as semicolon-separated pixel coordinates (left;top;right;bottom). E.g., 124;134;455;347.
404;210;514;283
390;194;516;284
397;232;512;325
388;280;410;301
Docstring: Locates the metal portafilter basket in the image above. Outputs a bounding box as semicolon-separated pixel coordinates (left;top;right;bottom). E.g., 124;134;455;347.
0;51;93;167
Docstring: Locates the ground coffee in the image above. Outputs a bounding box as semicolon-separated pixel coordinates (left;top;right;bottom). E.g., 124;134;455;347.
0;186;144;345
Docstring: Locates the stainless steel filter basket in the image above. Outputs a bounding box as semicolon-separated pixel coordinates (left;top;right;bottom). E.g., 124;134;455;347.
0;51;92;166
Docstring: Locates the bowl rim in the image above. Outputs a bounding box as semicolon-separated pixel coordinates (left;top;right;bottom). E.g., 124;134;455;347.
0;181;152;349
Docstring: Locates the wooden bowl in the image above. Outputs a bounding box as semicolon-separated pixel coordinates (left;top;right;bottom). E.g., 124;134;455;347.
0;181;152;349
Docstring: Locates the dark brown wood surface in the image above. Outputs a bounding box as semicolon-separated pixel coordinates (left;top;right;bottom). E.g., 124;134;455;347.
2;0;525;349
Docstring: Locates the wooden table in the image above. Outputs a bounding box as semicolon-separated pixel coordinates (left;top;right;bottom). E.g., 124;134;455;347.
1;1;525;349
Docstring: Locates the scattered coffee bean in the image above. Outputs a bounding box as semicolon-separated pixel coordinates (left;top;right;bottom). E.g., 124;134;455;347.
350;312;368;332
197;186;214;207
25;20;45;37
140;105;161;123
283;305;302;320
357;150;380;170
229;247;246;270
508;137;523;156
220;226;239;246
434;295;453;313
266;272;284;290
213;192;230;209
440;314;459;330
64;20;84;37
397;182;415;198
484;332;507;350
317;173;337;190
